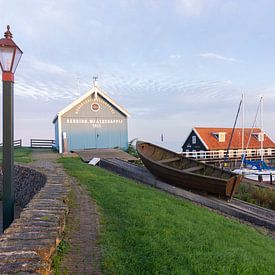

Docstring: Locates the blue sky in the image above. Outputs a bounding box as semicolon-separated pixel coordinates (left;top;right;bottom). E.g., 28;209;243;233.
1;0;275;151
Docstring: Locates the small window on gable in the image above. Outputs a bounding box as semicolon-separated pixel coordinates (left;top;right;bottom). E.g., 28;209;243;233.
219;133;226;142
192;135;196;144
253;132;264;142
212;132;226;142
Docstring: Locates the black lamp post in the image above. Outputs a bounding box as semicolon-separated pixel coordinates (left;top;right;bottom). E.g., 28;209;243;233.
0;25;23;231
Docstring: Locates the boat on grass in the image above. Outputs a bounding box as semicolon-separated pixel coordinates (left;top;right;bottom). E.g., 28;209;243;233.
136;141;242;199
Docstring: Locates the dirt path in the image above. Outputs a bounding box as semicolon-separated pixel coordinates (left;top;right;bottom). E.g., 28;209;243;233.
32;150;101;274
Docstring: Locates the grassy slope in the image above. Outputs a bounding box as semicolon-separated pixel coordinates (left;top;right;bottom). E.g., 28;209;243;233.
0;147;33;163
59;157;275;275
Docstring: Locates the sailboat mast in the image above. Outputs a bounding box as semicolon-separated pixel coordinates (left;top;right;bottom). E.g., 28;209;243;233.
242;93;244;154
260;96;264;162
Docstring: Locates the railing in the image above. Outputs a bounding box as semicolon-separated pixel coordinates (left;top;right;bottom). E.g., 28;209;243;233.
30;139;55;149
182;148;275;160
0;139;22;148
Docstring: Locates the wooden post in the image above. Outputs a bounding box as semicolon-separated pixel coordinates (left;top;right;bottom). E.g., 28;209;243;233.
63;132;68;154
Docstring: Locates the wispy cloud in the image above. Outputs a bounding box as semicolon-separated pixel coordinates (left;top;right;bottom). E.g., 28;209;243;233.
170;54;181;60
175;0;203;16
198;52;238;62
30;58;67;75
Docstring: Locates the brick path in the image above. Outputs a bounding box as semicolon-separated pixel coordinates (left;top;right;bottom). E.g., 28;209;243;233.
31;150;102;274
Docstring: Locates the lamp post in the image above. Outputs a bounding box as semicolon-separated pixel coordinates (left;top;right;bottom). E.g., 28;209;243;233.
0;25;23;231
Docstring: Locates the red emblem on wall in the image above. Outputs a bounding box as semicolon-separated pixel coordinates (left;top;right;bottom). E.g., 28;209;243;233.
91;103;100;112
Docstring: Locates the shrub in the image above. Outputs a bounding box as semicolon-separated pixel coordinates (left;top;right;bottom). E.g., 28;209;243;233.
235;183;275;210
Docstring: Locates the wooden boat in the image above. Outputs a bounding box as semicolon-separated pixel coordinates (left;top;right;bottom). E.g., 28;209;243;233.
136;141;242;199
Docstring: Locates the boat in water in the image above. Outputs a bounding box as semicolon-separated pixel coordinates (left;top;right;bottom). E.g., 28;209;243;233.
136;141;242;199
232;96;275;183
233;157;275;182
234;168;274;182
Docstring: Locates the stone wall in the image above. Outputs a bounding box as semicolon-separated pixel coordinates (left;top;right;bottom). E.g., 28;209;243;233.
0;165;46;208
0;161;71;274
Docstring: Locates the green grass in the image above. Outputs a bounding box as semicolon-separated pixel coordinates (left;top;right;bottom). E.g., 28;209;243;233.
59;157;275;275
0;147;33;163
52;240;70;275
235;183;275;210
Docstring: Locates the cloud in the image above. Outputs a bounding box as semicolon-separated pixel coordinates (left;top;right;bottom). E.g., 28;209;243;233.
170;54;181;60
198;52;238;62
175;0;203;16
29;58;66;75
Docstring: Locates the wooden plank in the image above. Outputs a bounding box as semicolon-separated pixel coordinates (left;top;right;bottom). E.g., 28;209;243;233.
31;139;55;148
73;148;138;162
0;139;22;148
181;166;203;173
158;157;180;164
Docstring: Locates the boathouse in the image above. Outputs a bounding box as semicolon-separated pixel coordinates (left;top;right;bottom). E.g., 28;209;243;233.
53;82;130;154
182;127;275;159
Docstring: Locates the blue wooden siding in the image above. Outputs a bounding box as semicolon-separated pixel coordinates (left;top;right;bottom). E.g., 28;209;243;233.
54;121;59;149
65;123;128;151
58;93;128;151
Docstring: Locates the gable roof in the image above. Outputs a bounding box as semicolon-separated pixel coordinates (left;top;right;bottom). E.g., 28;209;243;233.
194;127;275;150
53;85;130;123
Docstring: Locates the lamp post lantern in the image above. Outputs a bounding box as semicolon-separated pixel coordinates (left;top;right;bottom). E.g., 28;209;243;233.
0;25;23;231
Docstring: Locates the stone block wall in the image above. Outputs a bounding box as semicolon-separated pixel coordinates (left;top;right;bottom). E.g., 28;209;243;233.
0;162;71;274
0;165;46;208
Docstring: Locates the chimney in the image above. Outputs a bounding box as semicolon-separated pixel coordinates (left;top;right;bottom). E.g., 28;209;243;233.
93;76;98;100
93;76;98;87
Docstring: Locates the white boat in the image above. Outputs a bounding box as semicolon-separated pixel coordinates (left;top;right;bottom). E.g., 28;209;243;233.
233;96;275;183
233;168;274;182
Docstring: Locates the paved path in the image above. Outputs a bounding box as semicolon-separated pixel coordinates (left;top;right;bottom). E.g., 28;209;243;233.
32;150;102;274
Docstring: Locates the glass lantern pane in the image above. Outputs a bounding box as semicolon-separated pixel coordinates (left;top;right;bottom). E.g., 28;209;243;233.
12;47;23;73
0;46;14;71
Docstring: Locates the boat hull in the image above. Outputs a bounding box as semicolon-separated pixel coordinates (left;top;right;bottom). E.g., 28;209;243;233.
137;141;241;199
234;168;275;183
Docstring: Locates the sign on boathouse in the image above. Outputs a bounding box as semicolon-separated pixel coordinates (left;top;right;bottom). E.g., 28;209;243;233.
53;82;130;153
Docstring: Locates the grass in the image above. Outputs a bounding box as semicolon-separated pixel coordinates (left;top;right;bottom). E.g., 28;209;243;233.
52;190;75;274
52;240;70;275
0;147;33;163
235;183;275;210
59;157;275;275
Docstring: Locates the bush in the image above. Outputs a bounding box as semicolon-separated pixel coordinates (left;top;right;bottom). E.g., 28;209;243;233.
126;138;139;158
235;183;275;210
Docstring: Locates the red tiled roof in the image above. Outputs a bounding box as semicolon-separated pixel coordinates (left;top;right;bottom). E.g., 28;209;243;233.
194;127;275;150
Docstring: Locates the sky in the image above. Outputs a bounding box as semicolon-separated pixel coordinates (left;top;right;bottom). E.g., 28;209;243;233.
1;0;275;151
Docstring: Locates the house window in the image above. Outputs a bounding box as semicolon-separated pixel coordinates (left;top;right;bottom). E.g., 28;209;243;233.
219;133;226;142
192;135;196;144
253;132;265;142
212;132;226;142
